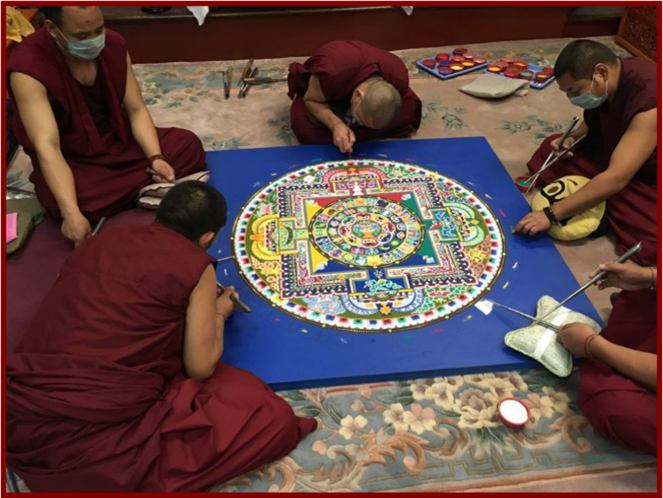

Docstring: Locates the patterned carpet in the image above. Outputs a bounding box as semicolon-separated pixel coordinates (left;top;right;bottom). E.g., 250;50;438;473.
7;36;656;492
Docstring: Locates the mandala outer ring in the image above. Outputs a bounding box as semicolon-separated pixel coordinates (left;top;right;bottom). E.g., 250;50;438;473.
231;159;506;333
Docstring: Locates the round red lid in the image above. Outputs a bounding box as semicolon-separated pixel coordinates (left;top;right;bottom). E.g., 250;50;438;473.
498;398;531;428
422;59;437;69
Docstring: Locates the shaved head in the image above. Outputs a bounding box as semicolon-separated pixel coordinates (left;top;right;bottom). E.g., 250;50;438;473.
43;6;104;39
356;78;402;129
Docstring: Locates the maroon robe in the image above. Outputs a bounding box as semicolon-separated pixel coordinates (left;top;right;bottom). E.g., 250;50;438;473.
578;290;656;455
6;223;316;492
7;28;206;222
527;58;657;266
288;40;422;144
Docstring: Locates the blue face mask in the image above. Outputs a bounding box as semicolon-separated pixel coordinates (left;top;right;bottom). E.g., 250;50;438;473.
350;107;365;127
568;73;608;110
56;25;105;60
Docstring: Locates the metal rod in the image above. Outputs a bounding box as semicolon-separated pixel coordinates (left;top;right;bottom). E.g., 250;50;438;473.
488;300;561;332
217;256;235;263
223;70;229;99
91;217;107;237
540;241;643;320
243;75;288;84
239;67;259;98
525;135;586;194
237;58;254;97
540;116;580;171
216;282;252;313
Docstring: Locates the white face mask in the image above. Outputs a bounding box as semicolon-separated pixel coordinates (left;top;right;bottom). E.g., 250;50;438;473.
568;71;609;110
54;24;106;60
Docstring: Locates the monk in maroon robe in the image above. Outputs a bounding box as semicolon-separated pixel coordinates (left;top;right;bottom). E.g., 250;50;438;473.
515;40;657;266
557;261;656;455
6;182;317;492
7;6;206;247
288;40;422;153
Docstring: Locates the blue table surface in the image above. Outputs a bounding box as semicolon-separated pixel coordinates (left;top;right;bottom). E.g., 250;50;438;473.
207;137;602;390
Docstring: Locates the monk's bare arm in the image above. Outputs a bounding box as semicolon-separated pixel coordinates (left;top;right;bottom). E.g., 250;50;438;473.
303;75;345;131
123;53;166;155
184;265;225;381
9;73;81;219
591;337;657;392
553;109;657;220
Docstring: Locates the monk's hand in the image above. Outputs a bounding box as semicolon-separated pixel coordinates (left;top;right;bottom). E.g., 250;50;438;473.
332;122;355;154
551;135;577;158
557;322;599;357
61;212;92;247
589;261;652;291
216;285;238;320
151;158;176;183
514;210;551;236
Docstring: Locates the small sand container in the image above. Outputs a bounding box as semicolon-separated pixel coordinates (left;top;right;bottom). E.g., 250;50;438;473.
498;398;531;428
515;175;534;192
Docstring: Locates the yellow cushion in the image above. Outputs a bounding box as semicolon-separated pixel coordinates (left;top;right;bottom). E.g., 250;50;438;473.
531;175;606;241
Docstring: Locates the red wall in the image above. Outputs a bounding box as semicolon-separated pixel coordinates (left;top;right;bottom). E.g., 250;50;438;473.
105;6;574;63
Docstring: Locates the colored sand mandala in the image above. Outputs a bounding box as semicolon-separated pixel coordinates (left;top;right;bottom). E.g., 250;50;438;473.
233;160;505;332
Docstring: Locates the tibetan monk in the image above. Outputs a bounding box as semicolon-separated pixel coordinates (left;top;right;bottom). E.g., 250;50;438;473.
515;40;657;266
6;182;317;492
557;260;656;455
7;6;206;246
288;40;422;153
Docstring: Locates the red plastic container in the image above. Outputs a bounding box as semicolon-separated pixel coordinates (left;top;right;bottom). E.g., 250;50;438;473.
542;66;554;75
422;59;437;69
453;47;468;55
514;60;529;69
500;57;515;65
473;57;487;65
504;69;521;78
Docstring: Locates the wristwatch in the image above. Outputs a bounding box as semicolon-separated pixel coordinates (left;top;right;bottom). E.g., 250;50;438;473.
543;206;560;226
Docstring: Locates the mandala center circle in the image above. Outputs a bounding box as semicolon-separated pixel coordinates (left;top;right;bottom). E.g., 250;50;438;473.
311;197;423;268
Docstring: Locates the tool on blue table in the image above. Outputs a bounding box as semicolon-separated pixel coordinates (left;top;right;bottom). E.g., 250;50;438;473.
487;300;561;332
540;241;643;320
216;282;252;313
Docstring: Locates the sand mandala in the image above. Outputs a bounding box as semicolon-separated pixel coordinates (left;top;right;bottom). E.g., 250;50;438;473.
232;159;505;332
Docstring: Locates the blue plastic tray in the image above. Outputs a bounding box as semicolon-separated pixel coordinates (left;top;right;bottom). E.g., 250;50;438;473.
416;53;488;80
